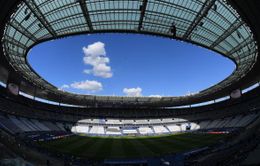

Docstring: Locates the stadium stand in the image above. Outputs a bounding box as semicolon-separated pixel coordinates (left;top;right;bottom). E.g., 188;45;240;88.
70;112;259;136
0;113;71;134
138;126;154;135
0;88;260;165
243;141;260;165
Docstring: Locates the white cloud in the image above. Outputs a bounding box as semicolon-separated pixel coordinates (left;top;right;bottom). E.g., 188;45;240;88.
123;87;142;97
83;69;92;74
58;84;70;91
149;95;162;98
93;64;113;78
70;80;103;92
83;41;106;57
83;42;113;78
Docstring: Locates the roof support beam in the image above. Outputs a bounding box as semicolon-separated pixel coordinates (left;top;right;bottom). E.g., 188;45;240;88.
183;0;217;39
9;19;38;42
239;48;257;60
78;0;93;32
138;0;148;31
4;36;27;50
6;51;23;57
210;19;243;48
227;36;253;56
23;0;57;37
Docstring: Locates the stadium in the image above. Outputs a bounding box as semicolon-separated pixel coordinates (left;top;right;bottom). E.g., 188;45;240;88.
0;0;260;165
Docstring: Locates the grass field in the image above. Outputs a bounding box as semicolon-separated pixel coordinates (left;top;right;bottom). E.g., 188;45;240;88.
38;133;225;159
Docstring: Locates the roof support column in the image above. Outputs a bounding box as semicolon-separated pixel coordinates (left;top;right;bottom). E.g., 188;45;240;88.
6;70;22;96
138;0;148;31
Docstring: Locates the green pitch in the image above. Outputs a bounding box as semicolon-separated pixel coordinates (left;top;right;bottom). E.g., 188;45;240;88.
38;133;225;159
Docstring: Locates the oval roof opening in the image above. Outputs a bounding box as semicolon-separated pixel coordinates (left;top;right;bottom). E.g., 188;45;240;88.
28;33;235;97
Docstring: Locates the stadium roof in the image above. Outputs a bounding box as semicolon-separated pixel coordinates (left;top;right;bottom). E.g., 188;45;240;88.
0;0;259;107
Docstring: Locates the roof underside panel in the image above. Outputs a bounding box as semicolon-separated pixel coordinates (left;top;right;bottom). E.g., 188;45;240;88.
1;0;258;106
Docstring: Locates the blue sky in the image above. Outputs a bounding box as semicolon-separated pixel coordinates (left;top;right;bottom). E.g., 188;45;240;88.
28;33;235;97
